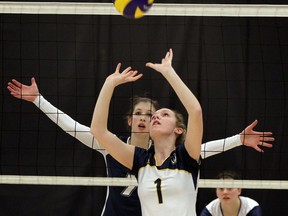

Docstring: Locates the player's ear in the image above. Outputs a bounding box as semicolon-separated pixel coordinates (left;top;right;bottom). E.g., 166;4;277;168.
238;188;242;195
128;116;132;126
174;127;183;135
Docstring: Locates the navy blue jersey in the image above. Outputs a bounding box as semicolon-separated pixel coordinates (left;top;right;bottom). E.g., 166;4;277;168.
101;136;141;216
103;154;141;216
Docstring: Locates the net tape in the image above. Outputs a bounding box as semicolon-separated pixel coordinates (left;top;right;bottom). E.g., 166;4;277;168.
0;175;287;189
0;2;288;17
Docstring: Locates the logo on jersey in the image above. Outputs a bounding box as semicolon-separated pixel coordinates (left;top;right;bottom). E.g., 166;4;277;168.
171;153;177;165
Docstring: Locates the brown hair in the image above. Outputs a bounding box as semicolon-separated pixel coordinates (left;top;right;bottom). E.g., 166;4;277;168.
173;109;187;146
126;96;160;124
217;170;241;180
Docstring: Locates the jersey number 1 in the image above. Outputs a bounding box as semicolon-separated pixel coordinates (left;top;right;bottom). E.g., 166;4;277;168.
154;178;163;204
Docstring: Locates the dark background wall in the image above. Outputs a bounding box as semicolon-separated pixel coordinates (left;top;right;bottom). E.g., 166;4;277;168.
1;1;288;215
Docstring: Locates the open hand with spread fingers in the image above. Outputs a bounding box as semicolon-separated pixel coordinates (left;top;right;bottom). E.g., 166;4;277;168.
240;119;274;153
7;77;39;102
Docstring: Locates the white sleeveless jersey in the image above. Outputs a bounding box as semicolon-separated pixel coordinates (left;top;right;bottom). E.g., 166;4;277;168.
200;196;262;216
132;144;200;216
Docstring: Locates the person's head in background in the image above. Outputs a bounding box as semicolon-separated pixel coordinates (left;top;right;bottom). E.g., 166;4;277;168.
216;170;241;205
200;170;262;216
126;96;160;149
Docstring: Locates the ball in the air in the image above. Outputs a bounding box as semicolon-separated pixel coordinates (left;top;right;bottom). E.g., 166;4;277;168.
113;0;154;19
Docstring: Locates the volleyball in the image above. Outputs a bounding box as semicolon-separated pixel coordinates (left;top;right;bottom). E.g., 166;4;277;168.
113;0;154;19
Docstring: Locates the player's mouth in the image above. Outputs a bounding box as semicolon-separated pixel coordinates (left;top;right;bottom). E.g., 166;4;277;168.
152;120;160;126
138;123;146;129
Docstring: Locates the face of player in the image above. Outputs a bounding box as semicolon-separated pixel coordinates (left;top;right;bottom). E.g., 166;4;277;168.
128;101;155;134
216;186;241;204
150;108;179;138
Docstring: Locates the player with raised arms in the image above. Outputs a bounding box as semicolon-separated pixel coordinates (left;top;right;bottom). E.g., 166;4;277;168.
89;49;271;215
7;54;273;215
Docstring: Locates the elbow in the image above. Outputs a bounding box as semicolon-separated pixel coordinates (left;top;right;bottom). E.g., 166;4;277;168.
90;122;108;141
191;104;202;117
90;124;101;139
196;106;202;116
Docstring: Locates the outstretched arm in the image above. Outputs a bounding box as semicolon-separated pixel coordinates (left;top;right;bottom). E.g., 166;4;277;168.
201;119;274;159
90;64;142;169
146;49;203;161
7;78;102;152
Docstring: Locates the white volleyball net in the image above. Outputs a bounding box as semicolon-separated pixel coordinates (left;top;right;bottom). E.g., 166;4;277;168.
1;1;287;215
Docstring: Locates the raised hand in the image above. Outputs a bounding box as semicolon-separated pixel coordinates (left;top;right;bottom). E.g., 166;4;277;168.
7;77;39;102
240;120;274;153
146;48;174;75
106;63;142;87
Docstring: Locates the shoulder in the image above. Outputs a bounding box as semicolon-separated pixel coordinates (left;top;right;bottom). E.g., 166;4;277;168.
240;196;260;207
206;198;220;208
176;144;200;167
240;196;262;215
203;198;221;215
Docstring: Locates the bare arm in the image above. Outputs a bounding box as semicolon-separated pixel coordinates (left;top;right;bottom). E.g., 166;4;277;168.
146;49;203;161
90;64;142;169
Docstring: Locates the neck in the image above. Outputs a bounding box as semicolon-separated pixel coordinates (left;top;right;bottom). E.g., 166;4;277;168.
129;133;150;149
153;136;176;166
220;197;241;216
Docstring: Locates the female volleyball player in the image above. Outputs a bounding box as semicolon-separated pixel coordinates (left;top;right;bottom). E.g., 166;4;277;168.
200;170;262;216
7;58;273;215
91;48;202;215
89;48;265;215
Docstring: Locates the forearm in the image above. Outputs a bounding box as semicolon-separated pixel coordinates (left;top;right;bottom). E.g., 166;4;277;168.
163;68;203;159
90;78;135;169
201;134;242;159
91;80;113;138
163;69;201;113
33;95;101;150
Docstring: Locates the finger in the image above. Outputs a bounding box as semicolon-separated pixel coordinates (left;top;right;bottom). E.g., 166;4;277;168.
260;132;273;136
11;79;22;88
115;63;121;73
129;70;140;78
260;137;275;142
31;77;36;85
259;142;273;148
7;83;20;92
248;119;258;129
165;51;170;59
146;62;156;70
169;48;173;59
122;66;132;74
119;71;135;82
9;90;21;99
130;73;143;81
7;85;15;93
251;131;273;136
121;70;136;79
254;146;264;153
